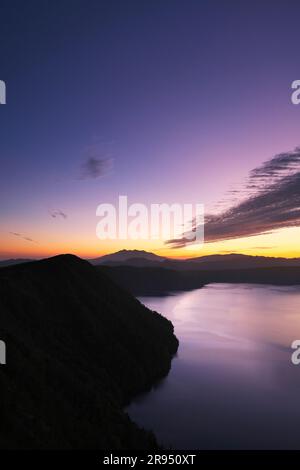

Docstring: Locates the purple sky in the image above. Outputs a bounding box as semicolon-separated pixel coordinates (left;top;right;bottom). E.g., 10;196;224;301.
1;0;300;258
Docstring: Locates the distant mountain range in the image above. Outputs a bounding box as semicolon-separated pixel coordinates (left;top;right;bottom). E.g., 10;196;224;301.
90;249;300;271
4;250;300;272
0;258;34;268
0;255;178;449
3;249;300;297
92;250;300;296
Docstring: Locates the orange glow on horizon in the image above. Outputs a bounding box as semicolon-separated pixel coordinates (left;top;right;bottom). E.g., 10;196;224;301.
1;226;300;260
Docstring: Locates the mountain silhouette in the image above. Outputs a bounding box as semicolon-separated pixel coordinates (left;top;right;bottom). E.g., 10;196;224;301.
0;255;178;449
0;258;34;268
91;250;300;271
90;249;166;266
4;251;300;271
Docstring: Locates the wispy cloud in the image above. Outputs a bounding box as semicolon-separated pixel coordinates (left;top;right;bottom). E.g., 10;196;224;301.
166;147;300;248
79;142;114;180
9;232;38;244
250;246;276;250
80;156;113;179
49;209;67;219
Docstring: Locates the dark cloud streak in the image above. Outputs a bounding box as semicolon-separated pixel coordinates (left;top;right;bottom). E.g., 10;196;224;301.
80;156;113;180
49;209;67;219
166;148;300;248
9;232;38;244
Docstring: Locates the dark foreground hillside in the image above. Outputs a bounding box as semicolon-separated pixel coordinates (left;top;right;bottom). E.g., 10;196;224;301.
0;255;178;449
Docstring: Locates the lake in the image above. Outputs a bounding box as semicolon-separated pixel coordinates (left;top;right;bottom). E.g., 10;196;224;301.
126;284;300;449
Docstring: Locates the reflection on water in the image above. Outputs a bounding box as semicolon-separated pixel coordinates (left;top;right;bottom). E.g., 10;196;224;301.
126;284;300;449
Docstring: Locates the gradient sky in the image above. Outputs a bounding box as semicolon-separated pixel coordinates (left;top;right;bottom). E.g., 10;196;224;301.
1;0;300;259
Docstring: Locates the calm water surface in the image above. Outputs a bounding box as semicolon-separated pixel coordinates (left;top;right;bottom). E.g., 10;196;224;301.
127;284;300;449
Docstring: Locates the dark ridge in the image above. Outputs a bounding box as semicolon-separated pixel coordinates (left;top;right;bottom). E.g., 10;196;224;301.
99;265;300;296
100;265;204;296
196;266;300;285
0;258;35;268
0;254;178;449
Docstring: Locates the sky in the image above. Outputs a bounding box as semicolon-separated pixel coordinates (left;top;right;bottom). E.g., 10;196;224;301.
1;0;300;259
